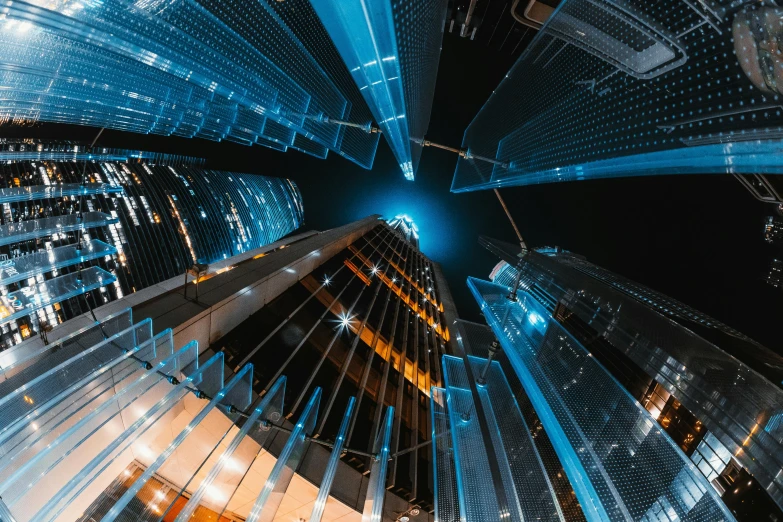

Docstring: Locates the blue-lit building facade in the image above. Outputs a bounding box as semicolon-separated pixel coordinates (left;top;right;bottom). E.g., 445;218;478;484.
451;0;783;192
435;237;783;521
0;141;302;349
0;0;381;168
311;0;448;180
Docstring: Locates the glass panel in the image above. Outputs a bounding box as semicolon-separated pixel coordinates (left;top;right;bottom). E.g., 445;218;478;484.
0;330;167;483
442;354;563;522
0;267;117;326
104;361;260;521
0;340;200;521
431;387;460;522
311;0;448;180
0;0;379;168
245;387;322;522
0;183;122;204
451;0;783;192
0;308;132;387
0;240;117;287
0;212;118;247
362;405;394;522
309;396;355;522
0;319;153;450
173;376;287;522
468;277;735;522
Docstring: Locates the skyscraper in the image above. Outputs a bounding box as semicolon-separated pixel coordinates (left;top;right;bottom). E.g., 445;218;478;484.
387;214;421;250
0;140;303;349
479;237;783;519
0;214;456;521
0;0;381;167
311;0;449;180
451;0;783;192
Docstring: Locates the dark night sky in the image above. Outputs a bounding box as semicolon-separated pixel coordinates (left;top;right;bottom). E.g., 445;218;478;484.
5;33;782;351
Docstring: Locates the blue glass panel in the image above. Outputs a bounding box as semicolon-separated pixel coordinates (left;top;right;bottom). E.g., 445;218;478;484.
0;329;170;492
30;345;214;522
246;387;322;522
0;319;152;448
492;248;783;509
452;0;783;192
0;240;116;287
0;146;204;166
103;363;256;520
468;276;736;522
309;397;355;522
173;376;287;522
362;406;394;522
0;212;118;247
0;338;198;520
0;267;117;327
0;0;379;169
311;0;447;180
0;183;122;203
431;387;460;522
0;307;132;387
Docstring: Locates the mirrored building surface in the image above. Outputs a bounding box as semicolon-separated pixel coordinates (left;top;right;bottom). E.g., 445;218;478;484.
452;0;783;191
465;276;736;522
479;237;783;520
311;0;448;180
0;0;382;169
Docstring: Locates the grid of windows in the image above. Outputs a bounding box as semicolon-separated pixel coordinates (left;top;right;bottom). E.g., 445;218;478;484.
0;0;379;168
452;0;783;191
0;152;302;350
487;243;783;512
311;0;448;180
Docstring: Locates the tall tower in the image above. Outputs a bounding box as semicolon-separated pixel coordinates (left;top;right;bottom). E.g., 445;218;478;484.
0;139;303;349
450;0;783;192
0;214;457;521
387;214;421;250
473;237;783;520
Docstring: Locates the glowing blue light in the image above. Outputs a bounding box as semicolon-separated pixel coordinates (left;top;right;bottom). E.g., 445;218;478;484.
311;0;448;180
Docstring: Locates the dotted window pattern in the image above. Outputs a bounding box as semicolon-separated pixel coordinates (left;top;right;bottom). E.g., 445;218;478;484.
468;276;735;522
0;0;379;168
452;0;783;192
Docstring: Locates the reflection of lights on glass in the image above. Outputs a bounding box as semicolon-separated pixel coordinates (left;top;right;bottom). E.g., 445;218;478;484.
323;276;331;286
370;265;378;275
527;312;543;326
155;491;165;500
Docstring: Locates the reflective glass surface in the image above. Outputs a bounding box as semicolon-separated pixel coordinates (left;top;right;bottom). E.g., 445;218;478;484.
0;240;116;287
468;276;735;522
0;266;116;326
311;0;447;179
0;0;379;168
0;212;117;247
452;0;783;191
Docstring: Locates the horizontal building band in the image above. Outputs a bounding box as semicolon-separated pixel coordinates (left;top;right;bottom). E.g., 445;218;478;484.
0;266;116;326
0;239;116;287
0;183;123;204
0;212;118;247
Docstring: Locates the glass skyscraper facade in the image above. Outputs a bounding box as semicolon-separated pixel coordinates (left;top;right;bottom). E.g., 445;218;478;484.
451;0;783;192
0;141;302;349
472;237;783;520
0;0;383;168
0;215;458;522
216;217;455;510
311;0;448;180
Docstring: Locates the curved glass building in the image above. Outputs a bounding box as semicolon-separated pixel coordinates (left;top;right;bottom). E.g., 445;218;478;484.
0;141;303;349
